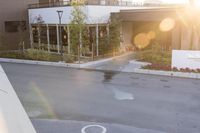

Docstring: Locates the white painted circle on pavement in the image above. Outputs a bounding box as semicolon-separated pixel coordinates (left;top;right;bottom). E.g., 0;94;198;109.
81;124;107;133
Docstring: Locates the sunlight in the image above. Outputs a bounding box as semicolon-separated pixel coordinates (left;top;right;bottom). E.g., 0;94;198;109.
194;0;200;7
161;0;188;4
147;31;156;40
29;82;57;119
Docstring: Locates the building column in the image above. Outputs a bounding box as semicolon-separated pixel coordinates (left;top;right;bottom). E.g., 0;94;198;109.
29;24;34;49
106;24;110;44
67;25;71;54
46;24;50;52
192;30;200;50
56;24;60;53
120;23;123;51
171;23;181;50
96;24;99;56
181;25;192;50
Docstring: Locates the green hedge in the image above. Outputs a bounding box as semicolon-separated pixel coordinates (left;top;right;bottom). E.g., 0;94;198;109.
0;49;75;63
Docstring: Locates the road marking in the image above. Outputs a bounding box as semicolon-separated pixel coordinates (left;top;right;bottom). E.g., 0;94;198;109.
111;87;134;101
81;124;107;133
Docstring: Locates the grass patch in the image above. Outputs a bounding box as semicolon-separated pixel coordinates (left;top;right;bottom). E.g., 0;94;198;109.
135;49;171;65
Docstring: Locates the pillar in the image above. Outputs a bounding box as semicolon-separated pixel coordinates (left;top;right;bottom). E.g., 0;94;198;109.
29;24;33;49
96;24;99;56
67;25;71;54
46;24;50;52
56;24;60;53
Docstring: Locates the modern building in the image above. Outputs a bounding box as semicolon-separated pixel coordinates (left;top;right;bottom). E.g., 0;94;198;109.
116;6;200;51
29;0;200;57
3;0;198;55
28;0;145;56
0;0;39;50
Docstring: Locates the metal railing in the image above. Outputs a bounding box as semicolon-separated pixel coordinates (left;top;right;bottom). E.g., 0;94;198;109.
28;1;143;9
28;1;71;9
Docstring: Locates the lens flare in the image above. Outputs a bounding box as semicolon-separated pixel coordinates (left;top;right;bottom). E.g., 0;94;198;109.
159;18;175;32
134;33;150;49
147;31;156;40
134;31;156;49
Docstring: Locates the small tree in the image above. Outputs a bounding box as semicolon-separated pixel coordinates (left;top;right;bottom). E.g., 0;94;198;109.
109;18;121;56
34;15;44;50
69;1;87;63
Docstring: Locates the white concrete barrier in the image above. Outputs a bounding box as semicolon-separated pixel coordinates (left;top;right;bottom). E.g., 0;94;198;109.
172;50;200;69
0;65;36;133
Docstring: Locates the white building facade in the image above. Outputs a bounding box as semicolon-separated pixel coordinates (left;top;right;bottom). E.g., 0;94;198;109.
28;0;142;55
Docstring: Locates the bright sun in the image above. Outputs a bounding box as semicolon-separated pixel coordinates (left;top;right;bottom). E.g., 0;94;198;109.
161;0;188;4
194;0;200;7
130;0;190;4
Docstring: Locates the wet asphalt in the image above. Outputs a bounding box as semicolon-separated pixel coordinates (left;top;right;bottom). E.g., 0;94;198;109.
1;62;200;133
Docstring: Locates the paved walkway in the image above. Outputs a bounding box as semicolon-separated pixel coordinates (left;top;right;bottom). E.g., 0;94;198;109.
85;53;144;71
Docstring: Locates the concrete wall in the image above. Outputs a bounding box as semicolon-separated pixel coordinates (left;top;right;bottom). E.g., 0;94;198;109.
119;8;179;21
28;5;137;24
0;0;38;50
172;50;200;69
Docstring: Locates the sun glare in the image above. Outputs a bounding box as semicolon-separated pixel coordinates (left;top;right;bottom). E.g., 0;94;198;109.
194;0;200;7
134;31;156;49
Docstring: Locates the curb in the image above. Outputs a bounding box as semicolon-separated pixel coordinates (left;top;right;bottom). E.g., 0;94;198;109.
133;68;200;79
0;65;36;133
0;58;80;68
0;52;134;68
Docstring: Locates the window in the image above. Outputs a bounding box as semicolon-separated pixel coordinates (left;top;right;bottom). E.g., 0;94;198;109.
5;21;26;33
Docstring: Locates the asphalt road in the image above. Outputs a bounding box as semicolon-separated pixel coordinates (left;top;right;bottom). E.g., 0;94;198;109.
1;62;200;133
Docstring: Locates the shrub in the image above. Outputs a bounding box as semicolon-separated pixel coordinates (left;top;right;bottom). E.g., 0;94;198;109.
26;49;50;61
197;69;200;73
144;64;200;74
63;54;75;63
172;67;178;72
143;64;171;71
0;51;24;59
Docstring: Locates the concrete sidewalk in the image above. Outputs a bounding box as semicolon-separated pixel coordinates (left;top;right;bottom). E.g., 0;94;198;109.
0;65;36;133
